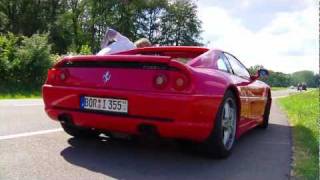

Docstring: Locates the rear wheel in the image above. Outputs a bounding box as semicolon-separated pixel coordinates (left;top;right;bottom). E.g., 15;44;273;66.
259;93;271;129
201;90;238;158
61;123;99;138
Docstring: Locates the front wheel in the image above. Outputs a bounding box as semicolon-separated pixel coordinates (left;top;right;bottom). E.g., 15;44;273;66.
201;90;238;158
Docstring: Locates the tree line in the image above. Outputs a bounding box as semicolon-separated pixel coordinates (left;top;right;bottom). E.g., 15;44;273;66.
0;0;203;92
0;0;202;54
248;65;319;88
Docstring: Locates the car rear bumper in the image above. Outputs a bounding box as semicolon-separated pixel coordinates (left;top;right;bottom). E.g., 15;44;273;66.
42;85;223;142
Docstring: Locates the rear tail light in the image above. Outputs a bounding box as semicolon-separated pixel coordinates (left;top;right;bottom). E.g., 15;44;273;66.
153;72;189;91
46;68;68;84
59;71;67;81
153;74;167;89
47;69;56;83
173;75;189;91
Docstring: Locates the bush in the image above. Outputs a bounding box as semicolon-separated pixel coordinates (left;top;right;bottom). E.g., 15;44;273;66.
0;33;19;83
13;34;52;89
0;33;54;92
79;44;92;55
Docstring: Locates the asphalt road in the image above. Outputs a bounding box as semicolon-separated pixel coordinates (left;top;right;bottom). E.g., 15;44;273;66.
0;90;295;180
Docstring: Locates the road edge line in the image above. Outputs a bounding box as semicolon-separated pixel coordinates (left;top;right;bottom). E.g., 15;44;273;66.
0;128;63;140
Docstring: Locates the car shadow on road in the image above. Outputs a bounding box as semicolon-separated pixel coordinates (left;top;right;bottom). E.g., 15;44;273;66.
60;123;291;180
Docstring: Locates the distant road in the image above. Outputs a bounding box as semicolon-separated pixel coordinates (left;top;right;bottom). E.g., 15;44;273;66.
0;90;293;180
272;88;297;99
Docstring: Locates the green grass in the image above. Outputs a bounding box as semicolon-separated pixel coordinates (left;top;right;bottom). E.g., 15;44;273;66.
271;87;287;91
278;90;319;180
0;91;41;99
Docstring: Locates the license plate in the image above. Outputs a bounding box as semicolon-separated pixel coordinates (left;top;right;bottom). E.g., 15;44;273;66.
80;96;128;113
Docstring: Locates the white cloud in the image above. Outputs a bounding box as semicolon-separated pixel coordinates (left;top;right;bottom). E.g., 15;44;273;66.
197;2;318;73
239;0;251;9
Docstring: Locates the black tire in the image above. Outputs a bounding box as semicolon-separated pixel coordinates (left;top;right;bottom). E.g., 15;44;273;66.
61;123;99;138
259;93;271;129
201;90;238;158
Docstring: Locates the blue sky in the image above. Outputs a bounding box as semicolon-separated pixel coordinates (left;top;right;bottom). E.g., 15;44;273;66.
197;0;318;73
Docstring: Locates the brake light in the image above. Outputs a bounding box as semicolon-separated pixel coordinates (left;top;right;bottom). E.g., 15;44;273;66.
153;72;189;91
153;74;167;89
46;68;68;84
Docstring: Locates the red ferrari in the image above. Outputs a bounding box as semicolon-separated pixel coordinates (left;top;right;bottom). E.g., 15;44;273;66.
42;46;271;158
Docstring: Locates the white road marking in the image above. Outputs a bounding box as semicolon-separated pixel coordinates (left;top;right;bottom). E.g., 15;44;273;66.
12;103;44;107
0;128;63;140
0;99;43;107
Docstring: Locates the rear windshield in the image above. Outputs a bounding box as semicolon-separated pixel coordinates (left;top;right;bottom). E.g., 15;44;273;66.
172;58;192;64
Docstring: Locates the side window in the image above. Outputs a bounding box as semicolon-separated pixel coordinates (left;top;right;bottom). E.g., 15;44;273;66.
225;53;250;79
216;55;229;72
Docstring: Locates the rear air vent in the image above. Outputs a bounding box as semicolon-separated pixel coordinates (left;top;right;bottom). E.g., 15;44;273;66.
61;61;178;70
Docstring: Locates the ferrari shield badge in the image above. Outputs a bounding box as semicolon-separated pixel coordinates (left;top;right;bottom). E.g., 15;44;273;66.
103;71;111;83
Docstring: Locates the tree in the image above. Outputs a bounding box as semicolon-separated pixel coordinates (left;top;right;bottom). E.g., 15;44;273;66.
313;74;320;88
248;65;319;87
133;0;168;44
80;0;140;53
79;0;203;52
0;10;8;33
0;0;63;36
264;71;292;87
49;11;75;54
248;64;264;75
0;33;54;91
291;70;316;87
159;0;202;46
10;34;53;90
0;0;203;53
0;33;19;83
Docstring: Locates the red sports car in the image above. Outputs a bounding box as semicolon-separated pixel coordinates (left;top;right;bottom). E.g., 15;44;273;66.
42;46;271;158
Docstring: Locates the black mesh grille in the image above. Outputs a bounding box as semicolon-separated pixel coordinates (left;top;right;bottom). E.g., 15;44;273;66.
60;61;178;70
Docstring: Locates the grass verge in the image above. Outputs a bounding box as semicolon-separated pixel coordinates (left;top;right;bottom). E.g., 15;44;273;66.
0;91;41;99
278;90;319;180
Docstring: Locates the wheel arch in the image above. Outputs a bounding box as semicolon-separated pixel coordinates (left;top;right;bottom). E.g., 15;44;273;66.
225;85;241;137
265;87;272;113
267;87;272;101
225;85;241;115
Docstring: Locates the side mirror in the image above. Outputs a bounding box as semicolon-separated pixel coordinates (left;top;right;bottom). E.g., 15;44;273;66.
258;68;269;78
251;68;269;81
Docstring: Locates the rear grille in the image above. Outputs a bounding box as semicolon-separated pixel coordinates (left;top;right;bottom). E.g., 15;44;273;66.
61;61;178;70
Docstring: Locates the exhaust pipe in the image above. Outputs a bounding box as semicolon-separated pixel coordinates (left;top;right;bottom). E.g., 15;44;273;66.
58;114;73;125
